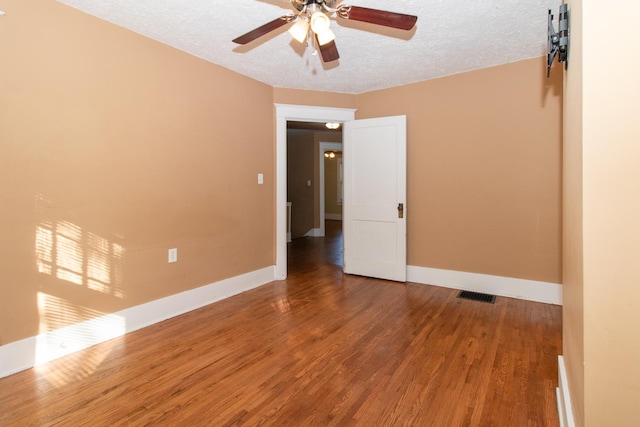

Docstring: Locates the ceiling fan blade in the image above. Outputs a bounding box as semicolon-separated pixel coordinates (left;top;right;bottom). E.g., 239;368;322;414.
317;37;340;63
338;6;417;31
232;15;295;44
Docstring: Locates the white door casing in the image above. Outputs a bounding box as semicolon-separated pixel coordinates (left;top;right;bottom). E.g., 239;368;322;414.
343;115;407;282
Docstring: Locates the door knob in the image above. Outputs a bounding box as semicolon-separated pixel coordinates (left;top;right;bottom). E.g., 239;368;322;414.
397;203;404;218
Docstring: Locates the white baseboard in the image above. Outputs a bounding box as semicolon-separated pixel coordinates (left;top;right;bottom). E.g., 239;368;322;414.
407;266;562;305
556;355;576;427
0;266;275;379
304;228;322;237
325;213;342;221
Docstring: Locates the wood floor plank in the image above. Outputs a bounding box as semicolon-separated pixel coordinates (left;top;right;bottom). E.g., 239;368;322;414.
0;220;562;426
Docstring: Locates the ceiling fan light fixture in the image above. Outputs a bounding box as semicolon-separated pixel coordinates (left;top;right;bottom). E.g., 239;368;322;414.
232;1;418;65
288;19;309;43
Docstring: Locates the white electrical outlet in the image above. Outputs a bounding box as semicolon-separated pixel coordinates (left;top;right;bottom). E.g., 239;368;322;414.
168;248;177;263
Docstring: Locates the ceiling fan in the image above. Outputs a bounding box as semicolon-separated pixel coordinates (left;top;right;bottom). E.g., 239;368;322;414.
232;0;418;63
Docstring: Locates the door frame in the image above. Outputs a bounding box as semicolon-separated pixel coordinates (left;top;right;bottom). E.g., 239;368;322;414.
274;104;356;280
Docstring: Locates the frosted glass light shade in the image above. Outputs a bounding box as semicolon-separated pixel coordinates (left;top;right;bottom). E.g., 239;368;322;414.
288;19;309;43
316;28;335;46
310;11;330;34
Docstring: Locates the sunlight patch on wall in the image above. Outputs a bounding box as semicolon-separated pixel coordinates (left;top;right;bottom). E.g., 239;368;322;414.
35;220;54;275
55;221;84;285
34;194;125;299
28;194;128;385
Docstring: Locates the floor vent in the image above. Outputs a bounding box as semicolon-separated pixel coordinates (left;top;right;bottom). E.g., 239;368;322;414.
457;290;496;304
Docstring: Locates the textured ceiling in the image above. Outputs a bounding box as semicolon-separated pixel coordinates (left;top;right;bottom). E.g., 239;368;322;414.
57;0;561;94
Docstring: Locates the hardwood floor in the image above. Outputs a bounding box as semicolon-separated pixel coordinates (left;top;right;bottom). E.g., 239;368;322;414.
0;220;562;426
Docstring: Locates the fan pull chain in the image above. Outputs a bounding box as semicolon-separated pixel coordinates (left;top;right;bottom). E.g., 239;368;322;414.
307;30;318;56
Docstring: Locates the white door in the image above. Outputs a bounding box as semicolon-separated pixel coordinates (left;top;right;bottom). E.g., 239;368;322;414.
343;115;407;282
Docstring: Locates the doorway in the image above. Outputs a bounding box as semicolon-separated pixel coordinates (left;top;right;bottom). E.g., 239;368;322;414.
285;127;343;270
275;104;356;279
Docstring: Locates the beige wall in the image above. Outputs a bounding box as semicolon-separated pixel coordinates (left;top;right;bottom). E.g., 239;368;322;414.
581;1;640;425
273;88;357;109
357;58;563;283
324;153;343;216
0;1;274;345
287;130;315;238
564;1;640;425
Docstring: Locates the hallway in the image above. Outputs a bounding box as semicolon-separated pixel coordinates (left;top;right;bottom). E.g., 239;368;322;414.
288;219;343;272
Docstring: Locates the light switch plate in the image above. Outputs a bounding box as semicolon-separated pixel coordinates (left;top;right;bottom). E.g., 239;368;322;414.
168;248;177;263
258;173;264;185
